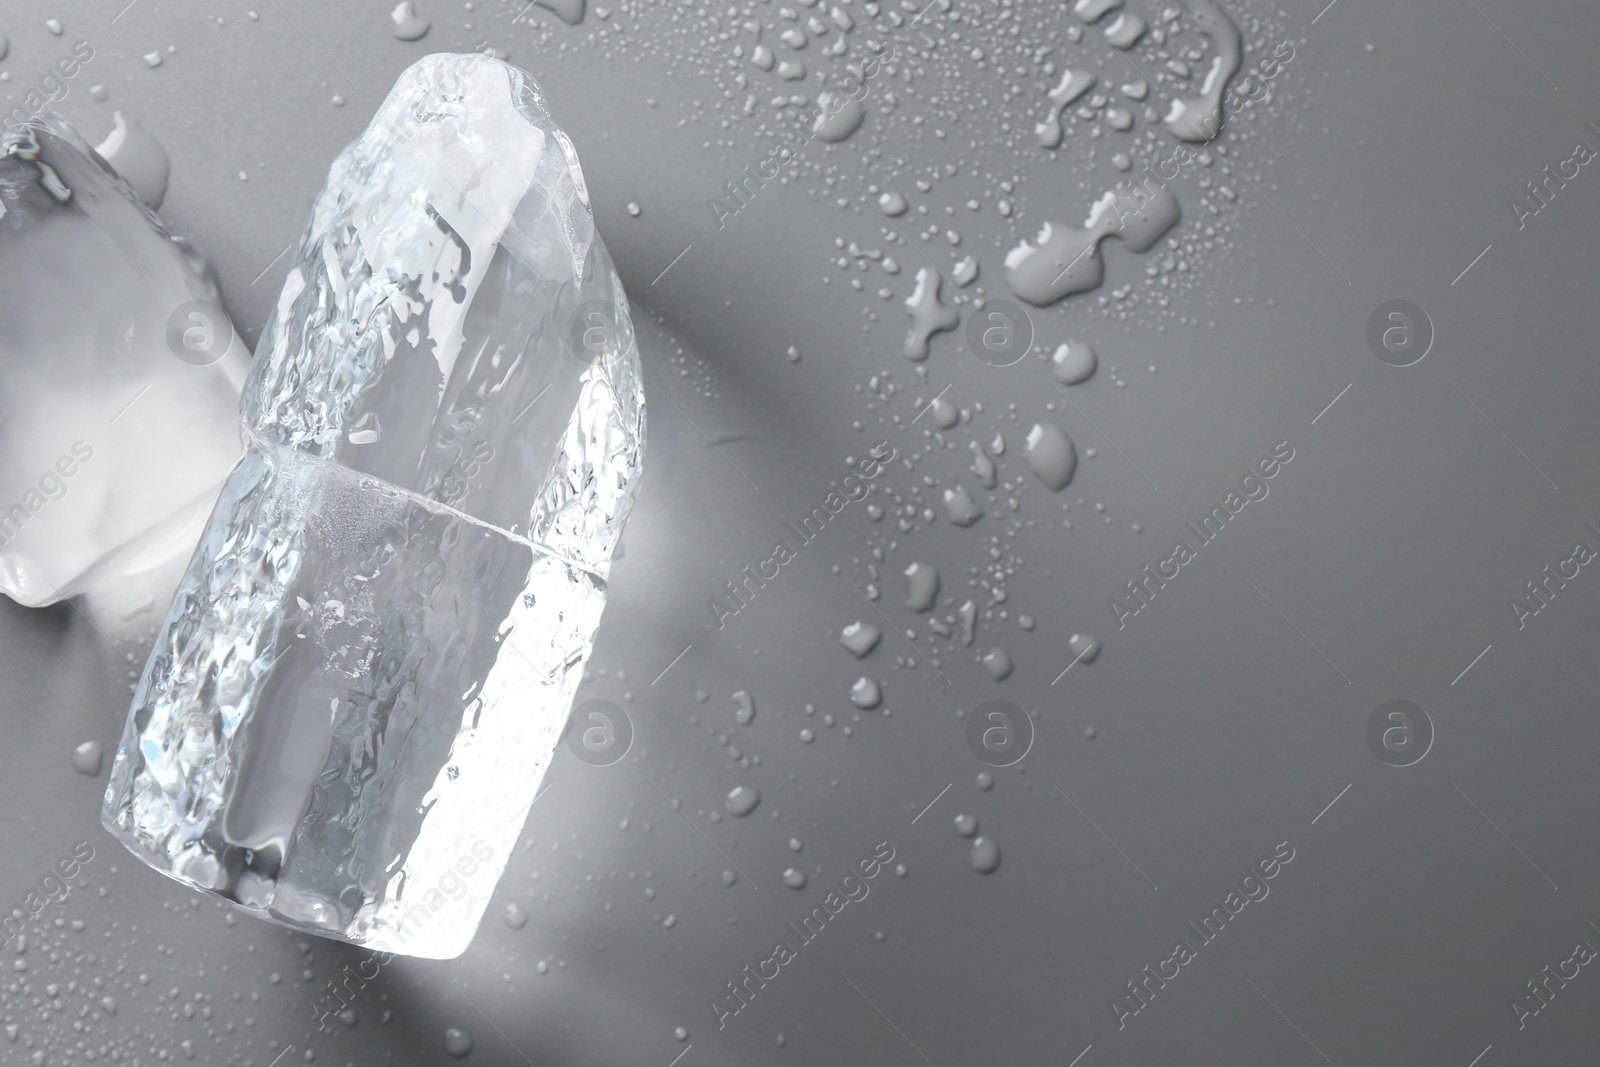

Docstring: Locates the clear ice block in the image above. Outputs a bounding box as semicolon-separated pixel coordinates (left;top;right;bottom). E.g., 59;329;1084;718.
0;117;246;607
102;54;646;959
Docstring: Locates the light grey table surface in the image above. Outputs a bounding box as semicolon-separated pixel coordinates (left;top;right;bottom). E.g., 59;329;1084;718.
3;0;1600;1064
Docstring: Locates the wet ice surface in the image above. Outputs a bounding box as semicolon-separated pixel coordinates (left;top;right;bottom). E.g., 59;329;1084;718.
0;118;243;609
101;55;644;959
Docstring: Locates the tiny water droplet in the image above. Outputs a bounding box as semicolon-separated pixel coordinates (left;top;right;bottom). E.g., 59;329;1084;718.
783;868;807;889
1051;341;1097;385
1068;633;1101;664
502;903;527;929
953;813;978;838
970;836;1001;873
391;1;432;40
849;676;882;709
726;785;761;817
1025;423;1077;490
840;620;881;657
904;562;939;611
942;485;983;526
71;741;103;777
981;647;1013;680
443;1027;473;1058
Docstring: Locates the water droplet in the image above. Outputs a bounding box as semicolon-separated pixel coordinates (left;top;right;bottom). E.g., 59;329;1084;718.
626;202;641;216
951;255;979;287
89;84;109;102
930;395;960;429
1051;341;1097;385
783;867;808;889
840;621;881;657
970;836;1001;873
732;690;755;725
812;94;866;141
1006;184;1180;306
904;562;939;611
1163;0;1242;143
443;1027;474;1058
390;1;432;39
942;485;984;527
1103;12;1147;48
1084;725;1098;739
534;0;586;24
722;869;739;886
958;600;978;647
799;728;815;742
953;813;978;837
1035;69;1095;149
788;837;803;851
981;647;1013;680
849;676;882;709
975;772;994;791
726;785;761;817
1068;632;1101;664
903;268;960;361
1025;423;1077;490
502;902;527;929
877;190;908;216
674;1026;689;1041
71;741;103;777
969;441;998;489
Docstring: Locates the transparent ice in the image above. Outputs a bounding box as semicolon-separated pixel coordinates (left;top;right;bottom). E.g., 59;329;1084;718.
102;54;646;959
0;117;246;607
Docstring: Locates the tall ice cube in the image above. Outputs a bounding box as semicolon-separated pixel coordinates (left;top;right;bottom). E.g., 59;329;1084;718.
102;54;646;959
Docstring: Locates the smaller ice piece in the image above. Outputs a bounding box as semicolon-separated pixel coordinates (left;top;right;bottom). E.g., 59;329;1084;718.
0;117;245;607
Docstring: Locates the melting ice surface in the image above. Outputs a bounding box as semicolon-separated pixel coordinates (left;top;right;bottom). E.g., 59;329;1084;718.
0;118;245;607
102;54;645;960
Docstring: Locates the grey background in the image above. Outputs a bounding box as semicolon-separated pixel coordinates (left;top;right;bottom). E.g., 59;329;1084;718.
2;0;1599;1064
